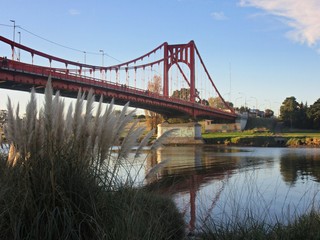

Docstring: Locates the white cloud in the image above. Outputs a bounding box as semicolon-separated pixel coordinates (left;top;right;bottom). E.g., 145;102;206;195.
239;0;320;46
69;9;81;16
211;11;228;21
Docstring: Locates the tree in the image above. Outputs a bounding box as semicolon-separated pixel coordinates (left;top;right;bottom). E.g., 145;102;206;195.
145;75;164;132
172;88;190;100
0;110;7;127
235;106;250;114
264;109;274;118
0;110;8;135
200;99;209;106
280;97;299;128
208;97;233;109
297;102;311;129
307;98;320;129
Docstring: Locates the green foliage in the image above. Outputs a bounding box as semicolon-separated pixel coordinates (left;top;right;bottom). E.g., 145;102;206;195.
208;97;233;109
264;109;274;118
203;130;320;147
224;139;231;145
172;87;190;100
245;117;277;131
145;75;163;132
0;79;185;239
0;110;7;127
286;138;304;146
307;98;320;129
107;188;185;240
279;97;320;129
280;96;300;128
167;117;190;124
230;137;241;144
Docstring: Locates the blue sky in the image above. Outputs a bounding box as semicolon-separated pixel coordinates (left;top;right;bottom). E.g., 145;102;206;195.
1;0;320;115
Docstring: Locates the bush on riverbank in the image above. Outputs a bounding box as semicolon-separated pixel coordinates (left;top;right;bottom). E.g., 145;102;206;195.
0;80;184;240
286;137;320;147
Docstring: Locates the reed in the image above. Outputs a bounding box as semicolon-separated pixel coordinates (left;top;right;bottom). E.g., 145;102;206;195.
199;210;320;239
196;171;320;239
0;79;184;240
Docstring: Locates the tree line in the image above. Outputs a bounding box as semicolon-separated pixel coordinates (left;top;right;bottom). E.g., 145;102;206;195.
280;96;320;129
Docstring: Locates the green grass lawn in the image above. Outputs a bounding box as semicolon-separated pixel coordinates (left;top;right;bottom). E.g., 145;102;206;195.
202;129;320;147
203;130;320;139
202;130;274;139
280;132;320;138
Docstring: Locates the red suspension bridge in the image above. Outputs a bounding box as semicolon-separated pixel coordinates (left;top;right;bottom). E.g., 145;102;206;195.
0;35;236;120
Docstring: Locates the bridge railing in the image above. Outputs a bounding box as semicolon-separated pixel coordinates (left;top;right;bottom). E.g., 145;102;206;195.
1;33;237;119
1;56;163;98
1;56;236;118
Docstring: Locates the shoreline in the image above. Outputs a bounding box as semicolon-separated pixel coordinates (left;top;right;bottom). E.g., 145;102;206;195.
202;134;320;148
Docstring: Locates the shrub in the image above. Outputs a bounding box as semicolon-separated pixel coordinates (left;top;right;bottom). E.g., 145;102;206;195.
224;139;231;145
286;138;304;146
230;137;241;144
313;138;320;145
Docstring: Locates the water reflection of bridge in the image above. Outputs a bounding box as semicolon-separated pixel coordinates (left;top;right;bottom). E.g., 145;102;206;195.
145;146;241;233
145;146;320;233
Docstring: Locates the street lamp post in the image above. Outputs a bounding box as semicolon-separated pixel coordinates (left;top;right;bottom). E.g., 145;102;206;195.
250;96;258;109
83;51;87;76
238;92;247;108
99;50;104;66
83;51;86;64
99;50;105;80
18;31;21;61
264;99;271;109
234;96;243;108
10;20;16;42
10;20;16;60
273;101;280;117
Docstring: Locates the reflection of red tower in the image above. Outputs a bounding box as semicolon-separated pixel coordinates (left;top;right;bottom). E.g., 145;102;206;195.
187;173;229;234
189;175;197;233
145;146;235;234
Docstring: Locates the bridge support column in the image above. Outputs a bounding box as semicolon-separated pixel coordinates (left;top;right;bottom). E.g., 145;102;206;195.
157;122;204;145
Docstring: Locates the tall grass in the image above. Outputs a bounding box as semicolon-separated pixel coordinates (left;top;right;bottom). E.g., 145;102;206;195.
0;79;185;240
195;170;320;239
199;210;320;239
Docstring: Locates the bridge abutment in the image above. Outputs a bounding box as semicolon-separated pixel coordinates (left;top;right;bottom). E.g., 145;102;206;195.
157;122;204;145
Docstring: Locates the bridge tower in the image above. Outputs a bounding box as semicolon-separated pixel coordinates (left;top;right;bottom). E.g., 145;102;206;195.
163;41;196;102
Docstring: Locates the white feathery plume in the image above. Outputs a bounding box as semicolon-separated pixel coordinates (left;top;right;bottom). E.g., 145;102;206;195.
134;129;154;158
150;128;178;151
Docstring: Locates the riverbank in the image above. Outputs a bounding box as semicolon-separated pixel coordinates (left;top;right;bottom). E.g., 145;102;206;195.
202;130;320;147
197;210;320;239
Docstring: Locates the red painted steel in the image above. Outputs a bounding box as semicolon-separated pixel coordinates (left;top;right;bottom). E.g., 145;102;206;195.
163;41;196;102
0;35;237;120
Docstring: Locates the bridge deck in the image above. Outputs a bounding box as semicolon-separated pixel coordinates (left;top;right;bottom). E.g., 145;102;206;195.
0;57;236;120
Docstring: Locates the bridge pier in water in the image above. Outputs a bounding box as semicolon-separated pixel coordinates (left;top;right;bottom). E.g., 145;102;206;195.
157;122;204;145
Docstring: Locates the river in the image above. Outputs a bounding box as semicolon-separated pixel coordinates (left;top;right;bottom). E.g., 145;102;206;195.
135;146;320;233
